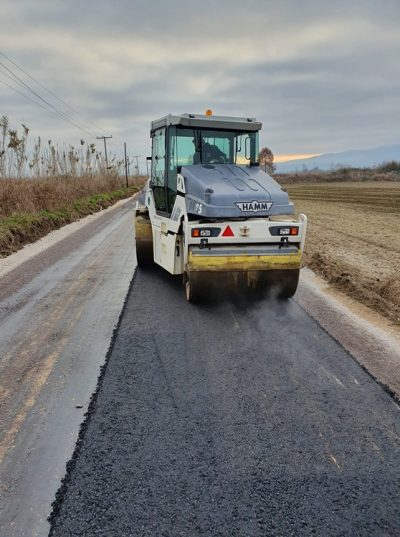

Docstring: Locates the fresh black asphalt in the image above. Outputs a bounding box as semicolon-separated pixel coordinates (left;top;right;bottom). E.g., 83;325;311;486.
49;268;400;536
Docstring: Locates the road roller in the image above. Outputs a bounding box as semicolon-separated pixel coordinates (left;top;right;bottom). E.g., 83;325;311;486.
135;111;307;302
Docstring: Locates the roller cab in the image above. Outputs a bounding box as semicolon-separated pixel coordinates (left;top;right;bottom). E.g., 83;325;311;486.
135;111;307;301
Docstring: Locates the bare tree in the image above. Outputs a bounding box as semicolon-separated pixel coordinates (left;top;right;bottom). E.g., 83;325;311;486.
258;146;275;174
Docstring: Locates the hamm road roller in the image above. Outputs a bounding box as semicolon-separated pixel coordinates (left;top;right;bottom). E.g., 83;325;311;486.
135;111;307;301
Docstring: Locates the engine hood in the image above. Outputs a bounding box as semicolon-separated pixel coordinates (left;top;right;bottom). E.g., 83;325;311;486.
181;164;294;218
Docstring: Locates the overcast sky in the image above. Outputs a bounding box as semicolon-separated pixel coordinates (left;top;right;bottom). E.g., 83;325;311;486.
1;0;399;168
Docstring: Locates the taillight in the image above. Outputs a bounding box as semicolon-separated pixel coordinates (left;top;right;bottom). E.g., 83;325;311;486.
191;228;221;238
270;226;299;236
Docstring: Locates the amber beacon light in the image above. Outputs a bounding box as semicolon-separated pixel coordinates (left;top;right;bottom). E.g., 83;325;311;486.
205;109;213;116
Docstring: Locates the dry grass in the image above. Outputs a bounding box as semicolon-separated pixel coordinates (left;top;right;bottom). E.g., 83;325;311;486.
0;174;143;218
0;117;147;256
0;174;146;256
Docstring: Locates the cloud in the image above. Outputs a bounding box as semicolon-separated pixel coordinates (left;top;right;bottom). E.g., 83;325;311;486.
1;0;400;168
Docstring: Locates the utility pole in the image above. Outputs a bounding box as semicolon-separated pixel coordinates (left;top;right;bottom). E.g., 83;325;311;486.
96;135;112;169
132;155;141;176
124;142;128;188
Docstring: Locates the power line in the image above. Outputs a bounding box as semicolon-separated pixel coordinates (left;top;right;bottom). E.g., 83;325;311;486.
0;53;101;137
0;50;109;137
0;70;71;119
0;61;98;137
0;76;99;139
0;60;99;138
0;51;131;153
0;77;60;116
0;75;134;161
0;62;94;136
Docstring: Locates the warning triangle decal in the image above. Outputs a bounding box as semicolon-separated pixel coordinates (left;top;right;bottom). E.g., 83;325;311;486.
222;225;234;237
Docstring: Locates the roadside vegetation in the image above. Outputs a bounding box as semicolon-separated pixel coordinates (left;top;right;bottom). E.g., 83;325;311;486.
0;117;146;256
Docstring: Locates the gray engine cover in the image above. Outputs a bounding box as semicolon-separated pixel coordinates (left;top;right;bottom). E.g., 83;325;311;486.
182;164;294;218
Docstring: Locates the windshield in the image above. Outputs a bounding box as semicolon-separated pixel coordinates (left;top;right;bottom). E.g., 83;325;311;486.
168;127;259;168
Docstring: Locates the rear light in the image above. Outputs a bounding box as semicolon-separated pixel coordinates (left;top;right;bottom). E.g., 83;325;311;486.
191;228;212;238
278;227;298;236
191;227;222;238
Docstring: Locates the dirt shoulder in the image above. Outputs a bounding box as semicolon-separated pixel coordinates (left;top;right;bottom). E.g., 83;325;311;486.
285;181;400;325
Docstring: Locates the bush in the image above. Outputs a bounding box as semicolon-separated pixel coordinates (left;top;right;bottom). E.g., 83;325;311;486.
377;161;400;173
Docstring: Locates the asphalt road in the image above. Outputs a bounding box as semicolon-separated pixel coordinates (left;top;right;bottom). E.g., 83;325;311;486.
49;267;400;537
0;199;137;537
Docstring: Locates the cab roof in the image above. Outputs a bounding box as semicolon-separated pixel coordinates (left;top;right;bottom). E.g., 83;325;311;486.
151;113;262;133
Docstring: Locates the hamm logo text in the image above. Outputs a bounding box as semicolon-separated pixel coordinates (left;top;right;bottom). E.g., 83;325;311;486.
235;200;273;212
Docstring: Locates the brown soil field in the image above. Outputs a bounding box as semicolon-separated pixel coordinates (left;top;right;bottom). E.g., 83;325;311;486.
285;181;400;324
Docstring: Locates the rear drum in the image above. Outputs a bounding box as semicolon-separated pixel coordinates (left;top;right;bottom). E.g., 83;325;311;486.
135;213;154;268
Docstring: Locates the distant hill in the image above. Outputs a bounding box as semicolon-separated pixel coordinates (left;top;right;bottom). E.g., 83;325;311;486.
275;144;400;173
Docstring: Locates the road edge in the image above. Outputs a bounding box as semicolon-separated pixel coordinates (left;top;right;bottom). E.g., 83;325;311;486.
296;268;400;403
47;268;138;530
0;195;138;279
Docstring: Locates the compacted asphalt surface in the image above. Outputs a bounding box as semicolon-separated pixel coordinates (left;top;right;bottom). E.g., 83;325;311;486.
49;268;400;537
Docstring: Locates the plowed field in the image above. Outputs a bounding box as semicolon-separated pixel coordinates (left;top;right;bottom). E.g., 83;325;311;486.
285;181;400;324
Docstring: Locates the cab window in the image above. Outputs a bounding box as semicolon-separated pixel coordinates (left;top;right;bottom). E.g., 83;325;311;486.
151;128;166;212
200;130;234;164
167;127;197;212
165;126;260;213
